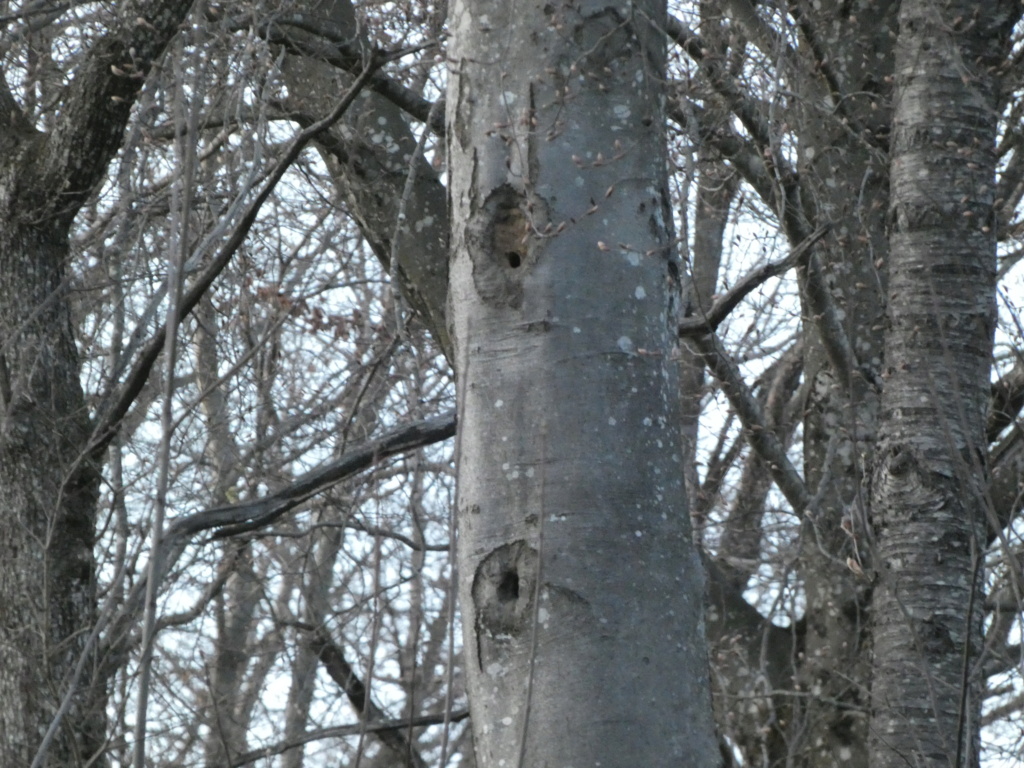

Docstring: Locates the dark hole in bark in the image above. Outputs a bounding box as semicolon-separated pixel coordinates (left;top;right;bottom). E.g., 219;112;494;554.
472;540;537;640
506;251;522;268
497;570;520;601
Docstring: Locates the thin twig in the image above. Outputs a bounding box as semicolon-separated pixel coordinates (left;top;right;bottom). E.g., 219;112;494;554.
692;333;811;516
679;224;830;336
131;41;198;766
88;53;386;461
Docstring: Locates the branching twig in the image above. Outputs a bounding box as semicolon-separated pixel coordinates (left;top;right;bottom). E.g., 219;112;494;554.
88;55;386;461
691;333;811;516
670;99;873;398
224;7;446;134
664;14;775;152
679;224;830;336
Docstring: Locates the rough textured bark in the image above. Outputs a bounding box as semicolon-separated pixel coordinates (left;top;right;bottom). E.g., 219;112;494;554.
868;3;1013;766
0;209;103;766
447;1;719;764
0;2;194;764
786;3;897;763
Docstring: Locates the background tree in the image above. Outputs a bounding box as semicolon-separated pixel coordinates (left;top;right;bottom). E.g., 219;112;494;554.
2;0;1024;766
1;2;195;764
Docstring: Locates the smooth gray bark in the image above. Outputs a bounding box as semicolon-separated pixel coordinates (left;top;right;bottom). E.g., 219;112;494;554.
447;1;719;764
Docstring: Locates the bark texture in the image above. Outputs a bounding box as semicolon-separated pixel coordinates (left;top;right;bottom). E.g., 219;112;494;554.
447;1;719;764
0;2;195;764
869;2;1013;766
787;3;896;764
0;209;102;767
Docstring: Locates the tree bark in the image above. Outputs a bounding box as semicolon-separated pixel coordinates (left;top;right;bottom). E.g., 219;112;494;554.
787;1;897;761
0;214;103;766
447;1;719;764
0;2;195;763
869;2;1013;766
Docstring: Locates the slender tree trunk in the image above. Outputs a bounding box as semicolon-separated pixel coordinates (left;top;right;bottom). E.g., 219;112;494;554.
869;3;1013;766
447;1;719;764
785;5;896;765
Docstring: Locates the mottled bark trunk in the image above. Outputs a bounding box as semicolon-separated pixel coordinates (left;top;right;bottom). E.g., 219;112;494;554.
0;3;196;762
786;3;897;765
0;216;102;766
869;2;1011;766
448;1;719;764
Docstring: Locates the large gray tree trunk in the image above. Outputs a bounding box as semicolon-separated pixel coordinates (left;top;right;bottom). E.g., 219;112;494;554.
447;1;719;764
869;2;1013;766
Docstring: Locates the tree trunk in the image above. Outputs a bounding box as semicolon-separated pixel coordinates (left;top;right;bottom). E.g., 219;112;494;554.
787;3;896;764
0;3;195;762
869;2;1013;766
447;1;719;764
0;215;102;766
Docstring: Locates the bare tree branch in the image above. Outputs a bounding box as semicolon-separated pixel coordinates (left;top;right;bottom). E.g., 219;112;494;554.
989;357;1024;442
228;708;469;768
307;627;428;768
88;57;385;460
679;224;830;336
690;332;812;517
169;409;456;541
215;6;445;133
